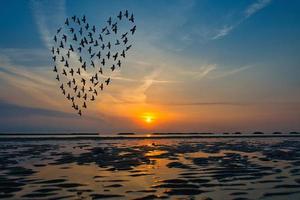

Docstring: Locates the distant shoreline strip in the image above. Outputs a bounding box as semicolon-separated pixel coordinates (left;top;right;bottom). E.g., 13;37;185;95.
0;134;300;141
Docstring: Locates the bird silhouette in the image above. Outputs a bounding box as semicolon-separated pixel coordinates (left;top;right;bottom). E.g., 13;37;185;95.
117;60;121;67
105;78;110;85
82;15;86;23
107;17;112;25
121;50;125;58
125;10;129;18
91;95;95;101
51;11;136;116
117;11;122;20
62;69;67;76
57;27;62;34
129;14;134;23
111;64;116;71
130;25;136;34
113;52;118;60
126;45;132;51
121;32;128;39
69;68;74;76
72;15;76;22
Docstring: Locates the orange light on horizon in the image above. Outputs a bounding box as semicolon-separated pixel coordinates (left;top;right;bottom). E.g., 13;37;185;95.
141;112;156;125
145;116;153;123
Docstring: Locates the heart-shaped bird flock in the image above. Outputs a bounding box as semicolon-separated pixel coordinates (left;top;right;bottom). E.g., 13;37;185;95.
51;10;136;116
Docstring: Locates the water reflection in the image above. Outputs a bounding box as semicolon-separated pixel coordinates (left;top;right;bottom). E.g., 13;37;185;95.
0;138;300;199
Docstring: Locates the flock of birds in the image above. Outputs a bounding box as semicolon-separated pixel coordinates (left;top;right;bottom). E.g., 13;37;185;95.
51;10;136;116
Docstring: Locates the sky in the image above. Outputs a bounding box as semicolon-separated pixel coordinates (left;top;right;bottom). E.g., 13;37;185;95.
0;0;299;134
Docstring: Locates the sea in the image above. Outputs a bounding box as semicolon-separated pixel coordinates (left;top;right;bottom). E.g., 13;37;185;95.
0;133;300;200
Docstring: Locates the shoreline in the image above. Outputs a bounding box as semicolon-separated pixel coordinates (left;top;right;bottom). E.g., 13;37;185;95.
0;134;300;141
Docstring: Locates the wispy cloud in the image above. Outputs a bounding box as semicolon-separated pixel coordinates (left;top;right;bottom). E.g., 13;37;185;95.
212;25;235;40
176;63;252;80
30;0;66;49
210;65;253;79
175;64;216;80
245;0;272;18
194;64;217;79
0;52;64;110
212;0;272;40
147;101;249;106
0;100;75;118
118;68;162;103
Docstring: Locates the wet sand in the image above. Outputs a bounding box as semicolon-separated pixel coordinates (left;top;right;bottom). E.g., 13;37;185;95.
1;137;300;199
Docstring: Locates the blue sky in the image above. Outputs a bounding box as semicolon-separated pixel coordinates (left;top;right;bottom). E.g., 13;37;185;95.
0;0;299;133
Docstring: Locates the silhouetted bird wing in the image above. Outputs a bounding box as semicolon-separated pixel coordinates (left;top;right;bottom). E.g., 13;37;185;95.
101;26;107;33
121;50;125;58
65;18;69;26
129;14;134;22
76;17;81;25
126;45;132;51
113;53;118;60
57;27;62;34
117;60;121;67
69;44;74;51
130;25;136;34
96;51;101;59
117;11;122;20
105;78;110;85
107;17;112;25
111;64;115;71
121;32;128;39
99;34;103;42
82;15;86;23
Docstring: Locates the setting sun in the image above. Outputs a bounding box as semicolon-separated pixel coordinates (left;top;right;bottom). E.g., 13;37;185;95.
145;116;153;123
142;113;156;124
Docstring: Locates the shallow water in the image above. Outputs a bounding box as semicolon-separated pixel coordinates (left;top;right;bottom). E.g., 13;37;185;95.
1;138;300;199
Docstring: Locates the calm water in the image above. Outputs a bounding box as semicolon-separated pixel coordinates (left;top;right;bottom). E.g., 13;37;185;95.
1;137;300;200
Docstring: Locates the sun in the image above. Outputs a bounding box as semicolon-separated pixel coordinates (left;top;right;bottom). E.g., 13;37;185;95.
142;113;155;124
145;116;153;123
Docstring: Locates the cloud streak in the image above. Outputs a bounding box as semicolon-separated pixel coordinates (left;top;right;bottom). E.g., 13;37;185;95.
212;0;272;40
0;100;75;118
210;65;253;79
30;0;66;49
245;0;272;18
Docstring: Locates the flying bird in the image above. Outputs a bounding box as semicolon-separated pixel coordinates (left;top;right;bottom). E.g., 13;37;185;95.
117;11;122;20
130;25;136;34
51;11;136;116
129;14;134;22
107;17;112;25
105;78;110;85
